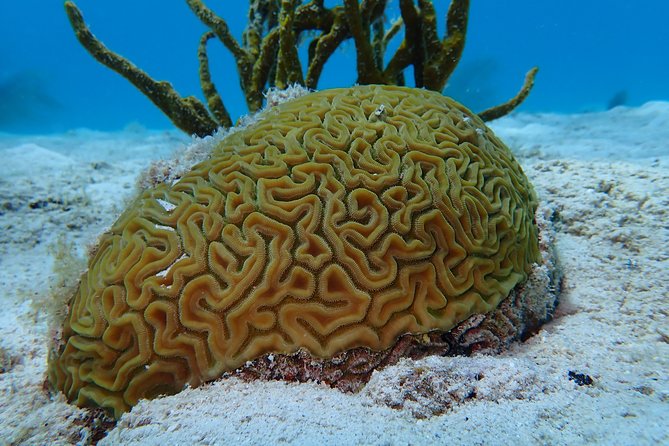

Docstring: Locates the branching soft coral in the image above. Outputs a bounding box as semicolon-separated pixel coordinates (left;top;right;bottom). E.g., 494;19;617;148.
64;0;537;136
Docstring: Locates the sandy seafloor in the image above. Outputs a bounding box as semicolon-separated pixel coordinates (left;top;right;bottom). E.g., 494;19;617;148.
0;102;668;445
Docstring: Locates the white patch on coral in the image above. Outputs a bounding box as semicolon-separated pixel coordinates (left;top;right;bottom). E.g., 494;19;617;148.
237;85;315;132
137;126;240;190
156;199;176;212
156;253;188;278
369;104;387;122
264;84;312;109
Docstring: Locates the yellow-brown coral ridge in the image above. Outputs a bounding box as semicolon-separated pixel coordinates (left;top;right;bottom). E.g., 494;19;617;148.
49;85;540;418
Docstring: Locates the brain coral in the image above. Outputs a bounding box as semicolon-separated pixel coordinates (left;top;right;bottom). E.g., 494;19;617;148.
49;85;541;417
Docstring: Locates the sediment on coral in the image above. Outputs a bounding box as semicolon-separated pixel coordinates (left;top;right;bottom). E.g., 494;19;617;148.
48;85;542;418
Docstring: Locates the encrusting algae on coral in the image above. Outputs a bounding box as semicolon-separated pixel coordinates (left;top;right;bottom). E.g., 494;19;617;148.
49;0;558;420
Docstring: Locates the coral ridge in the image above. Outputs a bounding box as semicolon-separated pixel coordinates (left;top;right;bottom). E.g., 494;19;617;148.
49;85;541;417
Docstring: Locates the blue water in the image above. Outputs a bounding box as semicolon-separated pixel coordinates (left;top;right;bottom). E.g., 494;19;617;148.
2;0;668;133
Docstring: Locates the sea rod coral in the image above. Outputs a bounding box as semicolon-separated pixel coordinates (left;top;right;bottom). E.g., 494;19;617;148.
64;0;538;136
49;1;555;419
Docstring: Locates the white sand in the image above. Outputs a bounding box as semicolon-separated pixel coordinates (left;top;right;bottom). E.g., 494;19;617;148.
0;103;667;445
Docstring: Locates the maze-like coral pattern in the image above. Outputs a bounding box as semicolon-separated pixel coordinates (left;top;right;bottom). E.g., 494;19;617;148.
49;85;540;417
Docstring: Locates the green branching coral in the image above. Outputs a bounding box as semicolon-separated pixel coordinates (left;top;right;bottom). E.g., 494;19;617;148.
64;0;538;136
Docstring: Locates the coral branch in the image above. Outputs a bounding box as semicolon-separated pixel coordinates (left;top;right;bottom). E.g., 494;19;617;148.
275;0;304;89
343;0;384;84
65;0;537;135
185;0;247;62
423;0;469;91
186;0;256;110
478;67;539;121
250;30;281;110
294;0;336;32
418;1;441;56
305;12;348;88
244;0;279;61
246;28;279;112
371;11;385;70
64;1;218;136
383;17;403;46
198;32;232;128
398;0;424;86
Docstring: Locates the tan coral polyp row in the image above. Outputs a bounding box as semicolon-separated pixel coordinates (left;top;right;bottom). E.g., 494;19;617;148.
49;85;540;417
